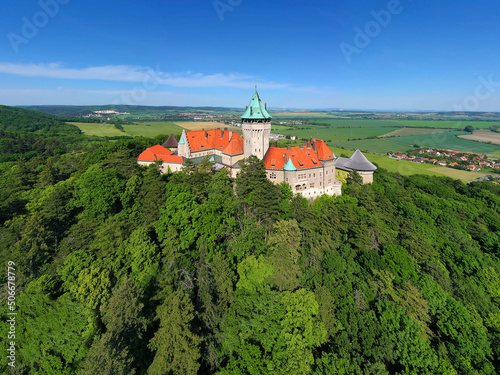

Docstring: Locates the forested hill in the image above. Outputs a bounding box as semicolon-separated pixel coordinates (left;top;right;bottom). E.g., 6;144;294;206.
0;132;499;373
0;105;85;135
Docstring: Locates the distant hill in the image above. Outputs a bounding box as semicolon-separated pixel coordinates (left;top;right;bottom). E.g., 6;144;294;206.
0;105;84;136
22;105;242;117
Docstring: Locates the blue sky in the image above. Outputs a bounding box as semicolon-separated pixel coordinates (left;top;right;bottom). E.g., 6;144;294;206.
1;0;500;111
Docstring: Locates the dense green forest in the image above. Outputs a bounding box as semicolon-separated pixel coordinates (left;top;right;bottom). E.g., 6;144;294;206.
1;106;500;374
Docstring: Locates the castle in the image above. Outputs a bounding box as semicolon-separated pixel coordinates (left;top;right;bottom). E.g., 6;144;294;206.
137;90;376;198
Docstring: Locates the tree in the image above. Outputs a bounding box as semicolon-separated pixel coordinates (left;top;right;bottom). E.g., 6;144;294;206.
266;219;302;291
72;164;125;222
148;290;202;375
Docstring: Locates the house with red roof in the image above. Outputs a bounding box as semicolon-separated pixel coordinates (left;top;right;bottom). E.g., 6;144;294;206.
137;144;184;173
137;90;378;198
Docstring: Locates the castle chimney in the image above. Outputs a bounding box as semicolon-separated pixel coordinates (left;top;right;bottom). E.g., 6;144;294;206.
229;131;233;141
287;145;291;151
265;103;267;110
250;107;253;116
205;130;208;139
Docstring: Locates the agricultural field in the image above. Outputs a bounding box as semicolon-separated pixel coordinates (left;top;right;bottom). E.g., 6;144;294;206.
391;120;499;129
272;125;399;142
122;122;184;137
380;128;454;137
308;119;399;128
73;121;184;138
173;121;241;132
330;138;414;154
458;129;500;145
386;131;500;154
72;122;126;137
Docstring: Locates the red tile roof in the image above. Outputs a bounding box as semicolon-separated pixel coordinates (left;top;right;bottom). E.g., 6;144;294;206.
137;145;183;163
223;136;244;155
263;139;335;170
311;138;335;160
185;129;243;155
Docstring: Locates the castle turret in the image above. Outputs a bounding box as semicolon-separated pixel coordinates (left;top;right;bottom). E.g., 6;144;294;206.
241;89;272;160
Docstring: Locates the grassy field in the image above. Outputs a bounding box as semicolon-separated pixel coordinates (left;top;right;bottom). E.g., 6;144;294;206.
310;119;400;128
122;122;184;137
74;121;184;138
72;122;126;137
274;125;399;142
330;138;414;154
458;130;500;145
174;121;241;132
385;131;500;154
391;120;499;129
380;128;454;137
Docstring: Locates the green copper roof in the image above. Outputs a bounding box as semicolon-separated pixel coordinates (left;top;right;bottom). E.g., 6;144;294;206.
241;90;272;120
178;137;185;145
283;157;297;171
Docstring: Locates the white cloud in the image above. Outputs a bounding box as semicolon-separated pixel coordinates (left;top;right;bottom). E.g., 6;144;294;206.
0;62;289;89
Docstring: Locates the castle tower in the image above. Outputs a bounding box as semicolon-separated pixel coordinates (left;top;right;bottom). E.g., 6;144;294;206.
241;89;272;160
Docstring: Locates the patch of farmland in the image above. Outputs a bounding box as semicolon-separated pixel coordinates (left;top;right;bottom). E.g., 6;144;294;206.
277;126;400;142
122;122;184;138
379;128;454;138
386;131;500;153
72;123;126;137
330;138;413;154
311;119;401;128
391;120;498;129
174;121;240;131
427;168;489;182
458;130;500;146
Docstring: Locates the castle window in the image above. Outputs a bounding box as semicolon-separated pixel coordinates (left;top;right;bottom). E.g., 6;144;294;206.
310;183;315;188
269;172;276;179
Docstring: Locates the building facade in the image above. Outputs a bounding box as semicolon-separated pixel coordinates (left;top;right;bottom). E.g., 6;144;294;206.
137;90;376;198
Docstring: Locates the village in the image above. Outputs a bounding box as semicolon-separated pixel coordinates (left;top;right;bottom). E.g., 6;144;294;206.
388;148;500;180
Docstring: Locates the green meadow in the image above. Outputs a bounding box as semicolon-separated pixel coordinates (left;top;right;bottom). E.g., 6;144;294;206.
391;120;499;129
73;121;184;138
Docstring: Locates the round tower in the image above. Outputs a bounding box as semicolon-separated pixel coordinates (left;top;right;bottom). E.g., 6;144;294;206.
241;89;272;160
